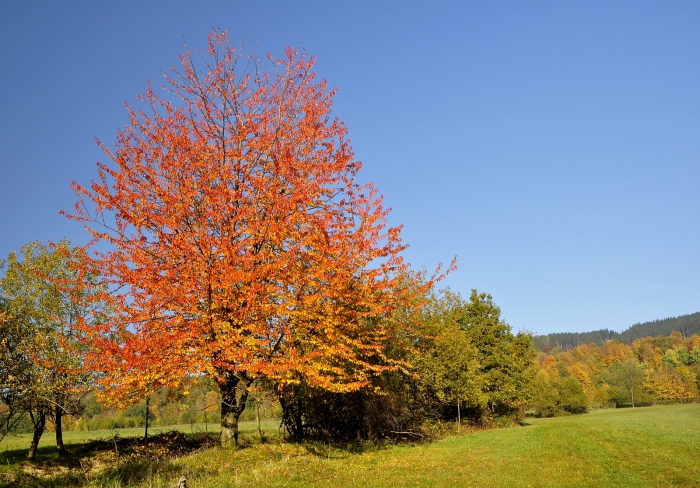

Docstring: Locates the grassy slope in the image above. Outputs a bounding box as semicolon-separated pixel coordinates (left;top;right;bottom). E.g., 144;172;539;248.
1;404;699;487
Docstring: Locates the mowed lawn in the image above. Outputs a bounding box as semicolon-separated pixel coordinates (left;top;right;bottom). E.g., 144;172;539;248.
1;404;699;487
221;404;699;488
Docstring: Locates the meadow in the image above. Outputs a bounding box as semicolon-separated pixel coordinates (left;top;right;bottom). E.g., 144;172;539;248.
1;404;698;487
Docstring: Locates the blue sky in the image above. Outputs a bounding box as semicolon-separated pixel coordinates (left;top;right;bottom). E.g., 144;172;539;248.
1;1;699;335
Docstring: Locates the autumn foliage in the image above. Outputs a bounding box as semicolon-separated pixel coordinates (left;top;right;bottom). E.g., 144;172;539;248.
532;332;700;415
65;30;441;445
0;241;98;458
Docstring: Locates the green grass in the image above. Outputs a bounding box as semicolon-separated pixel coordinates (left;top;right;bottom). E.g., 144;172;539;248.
2;404;699;487
0;419;281;452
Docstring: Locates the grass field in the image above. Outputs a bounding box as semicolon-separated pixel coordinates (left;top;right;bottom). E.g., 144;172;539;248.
1;404;699;487
0;419;281;452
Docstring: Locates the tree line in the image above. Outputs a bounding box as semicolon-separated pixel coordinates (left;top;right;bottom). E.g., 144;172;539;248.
0;241;535;454
2;238;696;458
529;331;700;416
533;312;700;350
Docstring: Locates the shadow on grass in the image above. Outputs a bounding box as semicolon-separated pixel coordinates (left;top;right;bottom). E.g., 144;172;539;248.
1;446;32;465
85;458;195;488
1;444;82;469
1;458;193;488
299;437;407;459
0;431;219;487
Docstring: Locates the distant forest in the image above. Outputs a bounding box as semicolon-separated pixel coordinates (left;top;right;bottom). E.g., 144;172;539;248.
534;312;700;351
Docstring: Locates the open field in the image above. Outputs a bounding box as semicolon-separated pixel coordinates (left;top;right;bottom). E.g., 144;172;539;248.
1;404;699;487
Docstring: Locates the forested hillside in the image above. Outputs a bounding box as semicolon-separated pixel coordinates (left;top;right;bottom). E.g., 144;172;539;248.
530;330;700;416
534;312;700;350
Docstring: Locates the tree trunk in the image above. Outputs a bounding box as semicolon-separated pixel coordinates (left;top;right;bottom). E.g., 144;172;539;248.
630;384;635;408
219;372;249;448
277;384;305;442
27;409;46;461
294;397;304;441
256;402;263;441
54;406;66;455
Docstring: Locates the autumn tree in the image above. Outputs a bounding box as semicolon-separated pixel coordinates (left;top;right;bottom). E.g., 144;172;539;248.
600;340;635;367
0;303;28;441
66;30;441;446
643;365;697;401
633;337;663;369
0;241;98;459
528;358;588;416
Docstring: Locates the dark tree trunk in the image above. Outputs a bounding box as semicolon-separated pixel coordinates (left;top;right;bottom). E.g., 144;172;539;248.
278;389;305;442
295;397;304;441
219;371;250;448
54;406;66;455
27;409;46;461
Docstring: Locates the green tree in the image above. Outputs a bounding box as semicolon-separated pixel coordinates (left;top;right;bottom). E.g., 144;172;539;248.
0;241;99;459
458;290;536;422
528;366;587;416
528;370;559;417
413;290;482;426
556;376;588;414
662;346;700;367
0;302;31;440
603;358;650;407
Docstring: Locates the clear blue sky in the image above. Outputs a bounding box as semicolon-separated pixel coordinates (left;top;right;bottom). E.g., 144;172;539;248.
1;1;699;335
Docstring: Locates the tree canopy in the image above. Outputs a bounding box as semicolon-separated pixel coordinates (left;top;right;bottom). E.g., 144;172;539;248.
65;30;443;446
0;241;97;458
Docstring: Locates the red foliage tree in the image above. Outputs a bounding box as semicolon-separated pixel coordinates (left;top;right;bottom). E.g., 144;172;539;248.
65;30;446;446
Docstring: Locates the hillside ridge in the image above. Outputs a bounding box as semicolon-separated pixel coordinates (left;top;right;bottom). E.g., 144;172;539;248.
533;311;700;350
